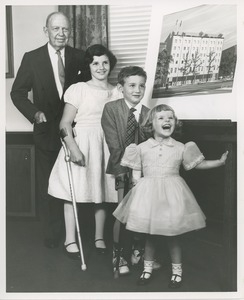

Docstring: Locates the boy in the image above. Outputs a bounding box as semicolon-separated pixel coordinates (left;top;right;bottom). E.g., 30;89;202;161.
102;66;159;276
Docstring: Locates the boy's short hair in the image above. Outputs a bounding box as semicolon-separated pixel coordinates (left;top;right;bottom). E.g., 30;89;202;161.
117;66;147;85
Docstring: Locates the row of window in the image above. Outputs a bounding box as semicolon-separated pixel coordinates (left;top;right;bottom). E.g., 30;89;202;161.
169;65;218;74
173;52;221;58
173;46;222;52
172;51;221;58
171;59;220;66
174;38;223;45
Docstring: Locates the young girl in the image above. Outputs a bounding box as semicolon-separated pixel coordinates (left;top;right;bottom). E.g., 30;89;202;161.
113;104;228;288
48;44;122;259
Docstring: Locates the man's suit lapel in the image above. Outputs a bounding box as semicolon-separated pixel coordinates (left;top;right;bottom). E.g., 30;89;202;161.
140;105;149;123
118;99;130;137
65;46;83;89
64;46;73;84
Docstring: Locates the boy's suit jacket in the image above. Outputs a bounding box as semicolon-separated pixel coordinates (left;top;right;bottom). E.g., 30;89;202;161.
101;98;149;177
11;43;87;151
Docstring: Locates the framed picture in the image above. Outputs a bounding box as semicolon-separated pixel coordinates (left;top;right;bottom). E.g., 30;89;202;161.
6;6;14;78
152;4;237;99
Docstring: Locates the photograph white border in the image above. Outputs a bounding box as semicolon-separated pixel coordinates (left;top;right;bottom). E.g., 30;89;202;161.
1;0;244;299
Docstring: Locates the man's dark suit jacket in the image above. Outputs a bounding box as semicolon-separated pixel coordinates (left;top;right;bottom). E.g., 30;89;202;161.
101;98;149;177
11;43;87;151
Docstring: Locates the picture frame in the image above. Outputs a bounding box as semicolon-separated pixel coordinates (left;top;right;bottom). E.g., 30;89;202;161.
6;6;14;78
152;4;237;99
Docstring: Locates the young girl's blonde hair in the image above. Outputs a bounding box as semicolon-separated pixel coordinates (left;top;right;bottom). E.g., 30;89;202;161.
142;104;180;137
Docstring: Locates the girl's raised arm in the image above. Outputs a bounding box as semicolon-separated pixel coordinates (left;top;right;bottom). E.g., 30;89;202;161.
195;151;228;170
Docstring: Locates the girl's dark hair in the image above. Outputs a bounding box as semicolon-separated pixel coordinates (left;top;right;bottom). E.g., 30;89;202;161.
142;104;180;138
117;66;147;85
84;44;117;79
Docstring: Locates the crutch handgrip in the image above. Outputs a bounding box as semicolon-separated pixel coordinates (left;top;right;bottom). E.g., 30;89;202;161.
64;154;70;162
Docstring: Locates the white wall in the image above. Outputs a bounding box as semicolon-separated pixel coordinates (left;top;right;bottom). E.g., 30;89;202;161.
6;1;243;132
6;5;57;132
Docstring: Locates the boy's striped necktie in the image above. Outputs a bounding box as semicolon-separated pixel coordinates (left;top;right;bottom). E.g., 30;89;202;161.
125;107;137;146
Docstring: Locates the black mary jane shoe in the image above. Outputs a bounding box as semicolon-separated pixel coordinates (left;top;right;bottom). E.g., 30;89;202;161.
168;274;182;289
63;242;81;260
95;239;107;255
137;271;152;286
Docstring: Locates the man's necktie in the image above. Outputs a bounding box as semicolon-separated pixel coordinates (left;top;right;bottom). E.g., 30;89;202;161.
56;50;65;89
125;108;137;147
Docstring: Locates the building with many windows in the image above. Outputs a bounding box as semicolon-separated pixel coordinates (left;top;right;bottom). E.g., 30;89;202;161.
163;31;224;86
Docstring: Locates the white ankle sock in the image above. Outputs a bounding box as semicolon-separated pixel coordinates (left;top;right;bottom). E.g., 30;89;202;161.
171;263;182;282
141;260;154;279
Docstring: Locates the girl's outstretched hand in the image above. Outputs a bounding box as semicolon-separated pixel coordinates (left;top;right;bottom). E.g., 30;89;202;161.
219;151;229;165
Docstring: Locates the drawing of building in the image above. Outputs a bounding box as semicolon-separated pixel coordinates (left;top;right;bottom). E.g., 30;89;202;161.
164;30;224;86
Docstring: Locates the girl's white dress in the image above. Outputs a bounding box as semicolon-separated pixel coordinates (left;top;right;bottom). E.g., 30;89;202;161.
113;137;207;236
48;82;122;203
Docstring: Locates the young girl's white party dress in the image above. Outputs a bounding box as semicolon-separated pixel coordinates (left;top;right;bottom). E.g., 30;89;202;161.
113;137;207;236
48;82;122;203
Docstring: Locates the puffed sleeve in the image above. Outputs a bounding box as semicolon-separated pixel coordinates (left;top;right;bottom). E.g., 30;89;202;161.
182;142;205;170
120;144;142;170
111;86;123;100
63;82;84;109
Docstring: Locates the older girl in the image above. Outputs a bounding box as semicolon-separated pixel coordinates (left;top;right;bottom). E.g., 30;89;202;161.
48;44;122;258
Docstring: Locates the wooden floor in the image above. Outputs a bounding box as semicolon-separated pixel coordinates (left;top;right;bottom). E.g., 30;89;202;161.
5;210;237;299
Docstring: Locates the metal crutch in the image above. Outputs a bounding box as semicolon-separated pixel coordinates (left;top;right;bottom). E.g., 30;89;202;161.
61;137;87;271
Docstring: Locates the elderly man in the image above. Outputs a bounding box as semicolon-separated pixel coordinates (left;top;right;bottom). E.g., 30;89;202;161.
11;12;87;248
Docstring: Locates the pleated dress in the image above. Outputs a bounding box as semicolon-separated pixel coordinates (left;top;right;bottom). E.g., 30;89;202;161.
113;137;207;236
48;82;122;203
